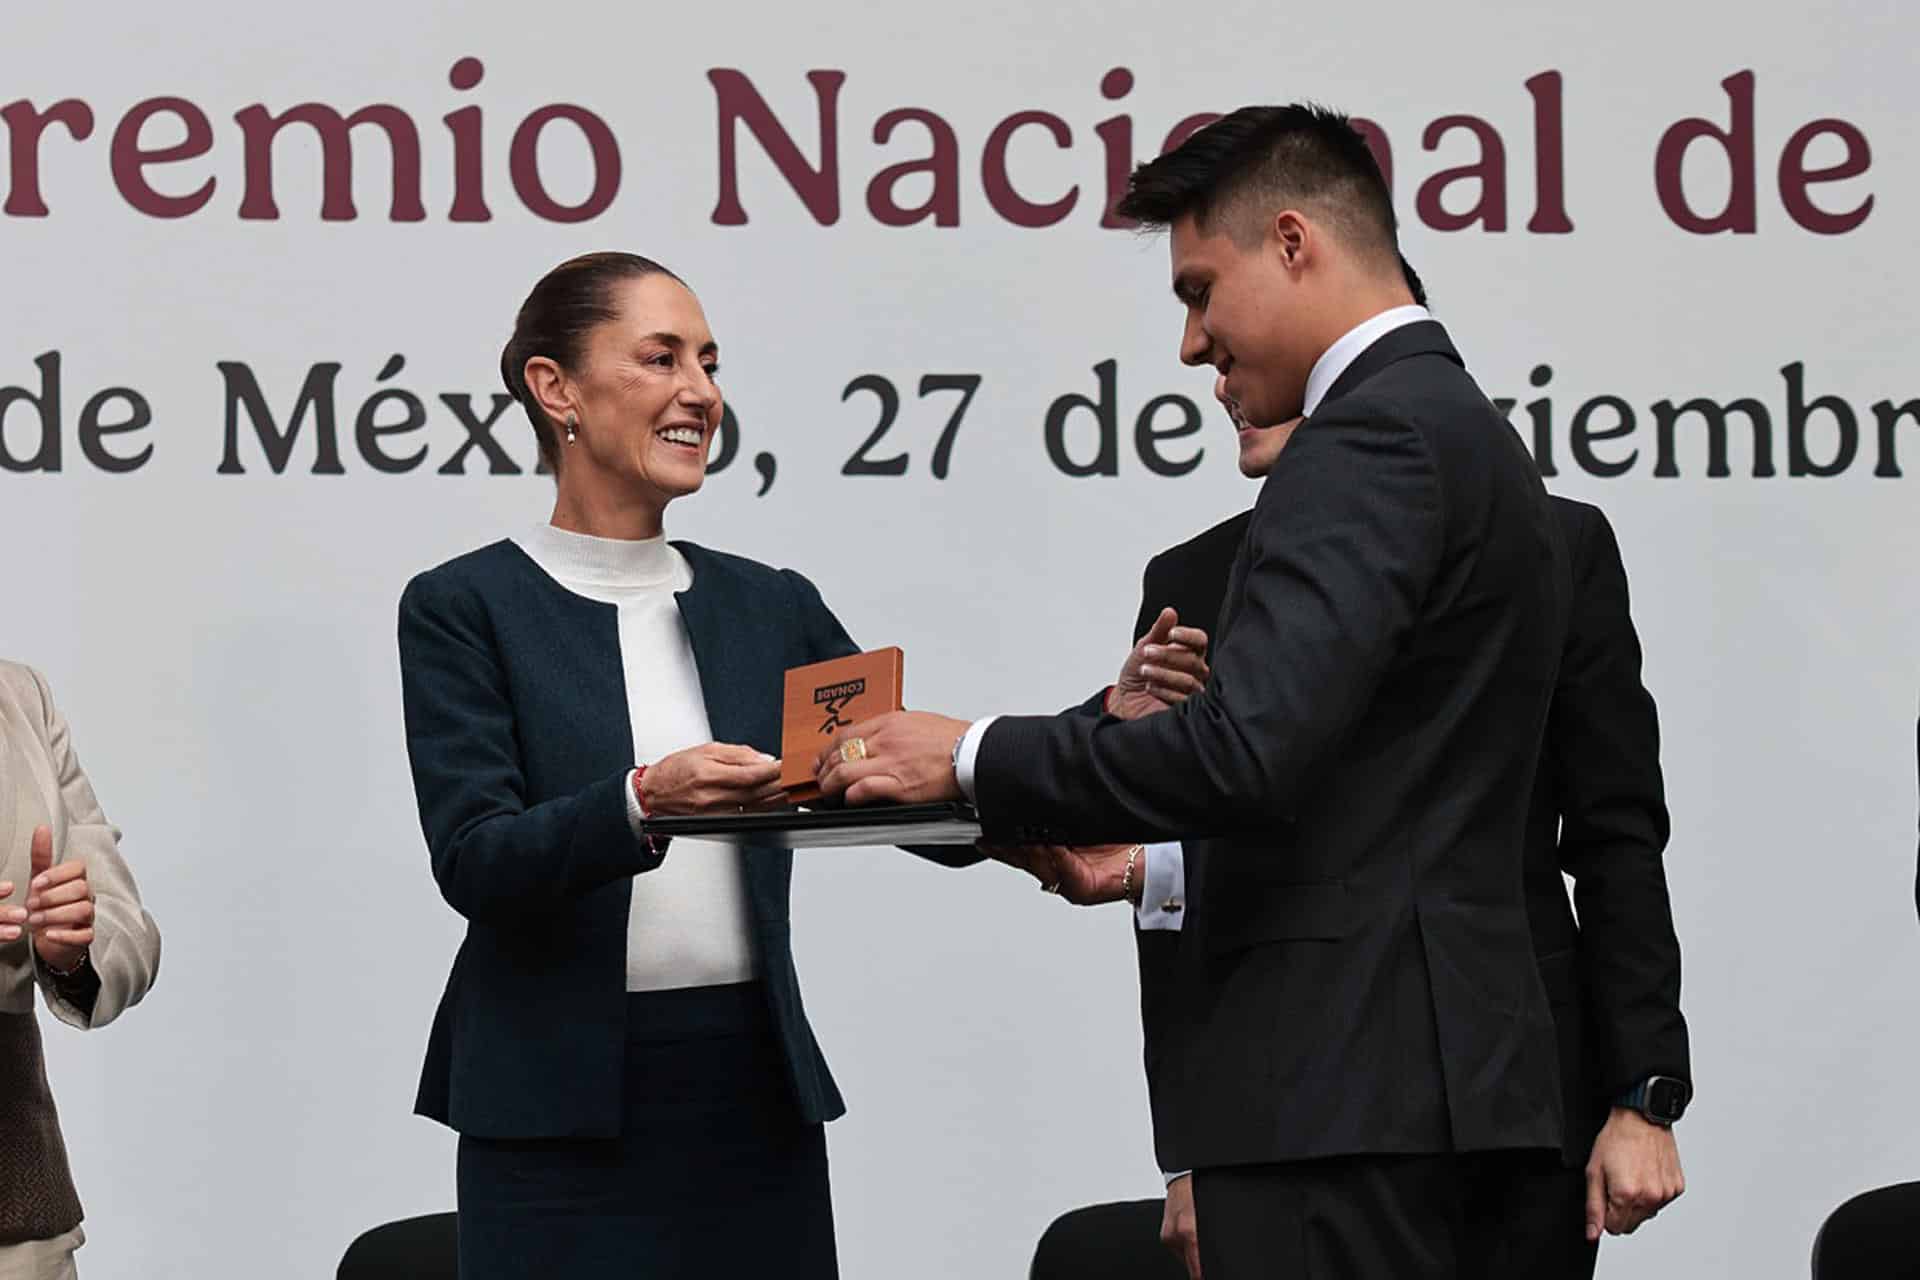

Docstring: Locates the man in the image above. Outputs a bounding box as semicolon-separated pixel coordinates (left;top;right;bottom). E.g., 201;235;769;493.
1034;352;1692;1276
818;105;1570;1276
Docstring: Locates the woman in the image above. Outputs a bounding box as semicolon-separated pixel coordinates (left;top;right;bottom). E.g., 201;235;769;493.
397;252;977;1278
0;663;162;1279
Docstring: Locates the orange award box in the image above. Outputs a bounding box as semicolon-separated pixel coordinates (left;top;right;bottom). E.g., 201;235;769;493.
780;647;904;802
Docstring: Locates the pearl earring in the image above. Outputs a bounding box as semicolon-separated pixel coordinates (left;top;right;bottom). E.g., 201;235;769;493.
565;414;578;445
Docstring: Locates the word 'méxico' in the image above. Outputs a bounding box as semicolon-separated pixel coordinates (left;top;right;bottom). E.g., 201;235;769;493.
3;350;1918;484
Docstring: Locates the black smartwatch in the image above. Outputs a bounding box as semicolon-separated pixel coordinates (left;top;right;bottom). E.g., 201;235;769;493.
1617;1075;1691;1127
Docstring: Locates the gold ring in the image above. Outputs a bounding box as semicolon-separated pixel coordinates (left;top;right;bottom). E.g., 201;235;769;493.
838;737;868;764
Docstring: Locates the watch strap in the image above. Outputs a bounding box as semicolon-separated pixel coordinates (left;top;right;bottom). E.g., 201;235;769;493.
1616;1075;1691;1126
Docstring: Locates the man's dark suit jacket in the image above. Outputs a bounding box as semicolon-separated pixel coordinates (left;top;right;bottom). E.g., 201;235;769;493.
398;540;979;1140
975;320;1569;1169
1126;496;1690;1172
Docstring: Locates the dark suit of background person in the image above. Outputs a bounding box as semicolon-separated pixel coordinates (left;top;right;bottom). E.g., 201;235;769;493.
1120;494;1690;1278
398;542;979;1278
963;316;1571;1277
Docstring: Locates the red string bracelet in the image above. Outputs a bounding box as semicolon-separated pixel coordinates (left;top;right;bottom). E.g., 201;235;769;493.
632;765;667;859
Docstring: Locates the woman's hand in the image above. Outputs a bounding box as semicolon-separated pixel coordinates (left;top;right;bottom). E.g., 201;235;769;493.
642;744;789;815
24;825;94;973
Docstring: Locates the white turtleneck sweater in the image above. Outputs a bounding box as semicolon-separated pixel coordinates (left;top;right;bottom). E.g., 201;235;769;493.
512;523;757;993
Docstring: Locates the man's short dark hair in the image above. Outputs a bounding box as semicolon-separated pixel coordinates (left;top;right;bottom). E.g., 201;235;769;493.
1399;253;1429;308
1117;105;1398;265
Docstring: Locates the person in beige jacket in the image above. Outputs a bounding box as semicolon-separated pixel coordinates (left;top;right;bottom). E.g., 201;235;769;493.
0;662;161;1280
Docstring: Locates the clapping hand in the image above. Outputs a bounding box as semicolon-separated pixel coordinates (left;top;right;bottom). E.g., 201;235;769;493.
0;870;25;945
1109;608;1210;720
21;825;94;973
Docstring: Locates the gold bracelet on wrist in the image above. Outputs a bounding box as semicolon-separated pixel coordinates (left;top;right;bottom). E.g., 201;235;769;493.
45;950;90;980
1122;844;1145;905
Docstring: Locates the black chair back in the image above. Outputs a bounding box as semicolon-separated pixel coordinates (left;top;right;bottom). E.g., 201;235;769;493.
338;1212;458;1280
1812;1182;1920;1279
1032;1199;1187;1280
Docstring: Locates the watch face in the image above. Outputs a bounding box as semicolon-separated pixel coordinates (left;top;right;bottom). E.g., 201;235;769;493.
1648;1077;1690;1120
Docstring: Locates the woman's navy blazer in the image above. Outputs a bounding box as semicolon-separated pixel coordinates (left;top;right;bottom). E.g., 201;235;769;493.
397;537;975;1139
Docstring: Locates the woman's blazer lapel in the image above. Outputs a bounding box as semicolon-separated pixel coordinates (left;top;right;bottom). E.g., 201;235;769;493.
672;543;794;925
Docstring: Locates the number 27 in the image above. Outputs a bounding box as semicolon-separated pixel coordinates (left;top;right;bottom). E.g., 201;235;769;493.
841;374;982;480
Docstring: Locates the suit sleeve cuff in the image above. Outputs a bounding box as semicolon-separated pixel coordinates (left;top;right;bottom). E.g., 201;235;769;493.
954;716;999;802
34;953;102;1028
1135;842;1186;931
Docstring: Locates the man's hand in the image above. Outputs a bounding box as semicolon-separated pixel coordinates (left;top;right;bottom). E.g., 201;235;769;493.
1161;1174;1201;1279
815;711;971;806
1585;1108;1685;1239
1109;608;1211;721
980;843;1137;906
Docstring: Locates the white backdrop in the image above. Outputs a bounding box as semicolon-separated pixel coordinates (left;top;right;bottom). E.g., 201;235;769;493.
5;2;1918;1276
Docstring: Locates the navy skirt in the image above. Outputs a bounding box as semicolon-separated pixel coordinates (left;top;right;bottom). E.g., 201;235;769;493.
456;982;838;1278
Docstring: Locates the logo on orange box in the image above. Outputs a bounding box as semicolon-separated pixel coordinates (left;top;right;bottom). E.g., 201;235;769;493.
814;679;868;735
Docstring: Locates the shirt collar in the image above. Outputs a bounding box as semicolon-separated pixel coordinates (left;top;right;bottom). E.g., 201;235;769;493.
1301;304;1433;417
519;522;680;590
